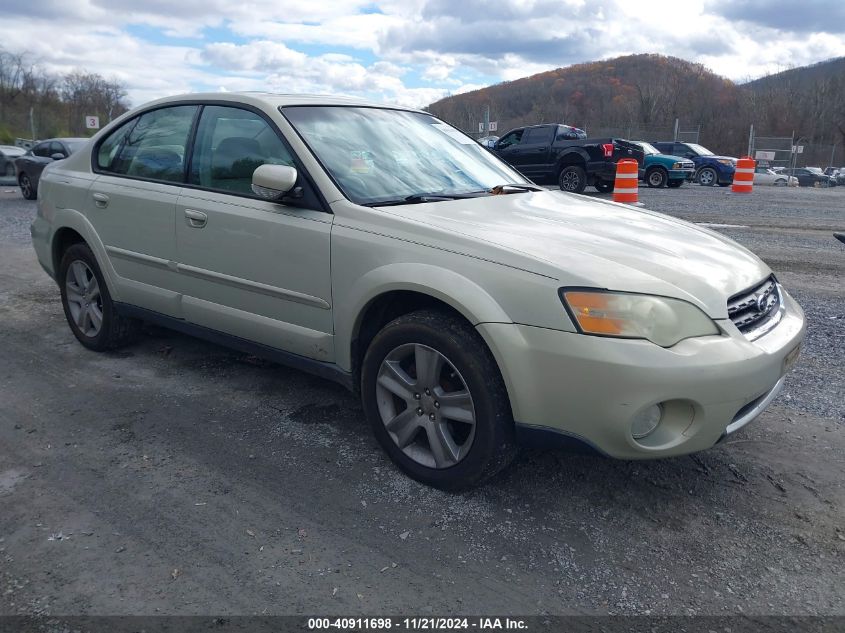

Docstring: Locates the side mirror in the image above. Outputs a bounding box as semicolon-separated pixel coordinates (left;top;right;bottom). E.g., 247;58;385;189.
51;153;65;160
251;164;298;200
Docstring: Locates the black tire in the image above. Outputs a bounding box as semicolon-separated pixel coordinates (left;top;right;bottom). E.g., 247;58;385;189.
19;173;36;200
645;167;668;188
59;242;140;351
774;178;787;186
667;179;683;188
594;180;614;193
558;165;587;194
696;167;717;186
361;309;517;490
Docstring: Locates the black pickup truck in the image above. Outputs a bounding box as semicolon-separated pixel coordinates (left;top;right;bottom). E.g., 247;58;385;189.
491;124;645;194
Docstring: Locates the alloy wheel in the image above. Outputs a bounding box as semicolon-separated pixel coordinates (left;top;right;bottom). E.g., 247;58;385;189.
698;169;716;186
375;343;476;469
65;260;103;337
20;174;31;198
560;170;581;191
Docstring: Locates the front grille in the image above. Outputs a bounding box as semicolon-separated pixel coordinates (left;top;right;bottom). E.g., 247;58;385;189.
681;161;695;169
727;276;782;338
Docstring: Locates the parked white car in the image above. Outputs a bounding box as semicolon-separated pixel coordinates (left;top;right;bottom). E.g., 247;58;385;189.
754;166;798;186
30;93;806;489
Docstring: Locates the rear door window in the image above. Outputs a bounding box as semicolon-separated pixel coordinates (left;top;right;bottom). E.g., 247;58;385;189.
100;105;198;182
522;127;554;144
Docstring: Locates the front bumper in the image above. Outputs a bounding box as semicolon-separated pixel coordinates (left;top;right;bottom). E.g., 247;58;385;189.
669;168;695;181
479;288;805;459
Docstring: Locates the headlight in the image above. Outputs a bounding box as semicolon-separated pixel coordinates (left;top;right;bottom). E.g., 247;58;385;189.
716;159;734;167
560;290;720;347
672;162;683;169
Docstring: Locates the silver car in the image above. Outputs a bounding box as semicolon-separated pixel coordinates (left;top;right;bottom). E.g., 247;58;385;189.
0;144;25;179
30;93;806;489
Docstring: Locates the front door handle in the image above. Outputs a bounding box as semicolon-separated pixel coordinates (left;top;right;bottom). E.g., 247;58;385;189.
184;209;207;228
92;192;109;208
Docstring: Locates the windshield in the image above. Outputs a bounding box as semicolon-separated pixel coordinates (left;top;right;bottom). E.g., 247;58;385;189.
685;143;713;156
636;142;659;155
806;167;824;175
282;106;530;205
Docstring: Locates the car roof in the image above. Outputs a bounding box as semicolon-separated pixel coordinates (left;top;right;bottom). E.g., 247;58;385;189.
137;91;425;114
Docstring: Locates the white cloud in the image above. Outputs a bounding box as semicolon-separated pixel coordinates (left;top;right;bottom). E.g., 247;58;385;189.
0;0;843;111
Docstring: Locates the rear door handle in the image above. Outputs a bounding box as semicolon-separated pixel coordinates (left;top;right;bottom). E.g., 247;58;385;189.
184;209;207;228
92;192;109;208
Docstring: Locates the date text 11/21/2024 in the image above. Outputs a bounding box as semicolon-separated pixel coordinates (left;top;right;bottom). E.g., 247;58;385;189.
307;617;528;630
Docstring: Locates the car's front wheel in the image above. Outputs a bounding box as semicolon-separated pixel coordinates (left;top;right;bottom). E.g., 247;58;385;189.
59;243;140;351
361;309;516;490
646;167;668;188
696;167;717;186
19;173;36;200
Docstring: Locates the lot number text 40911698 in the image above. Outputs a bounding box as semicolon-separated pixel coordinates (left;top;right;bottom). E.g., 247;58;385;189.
307;617;528;630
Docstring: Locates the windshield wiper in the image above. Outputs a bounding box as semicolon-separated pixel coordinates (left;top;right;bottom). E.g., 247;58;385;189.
364;192;481;207
488;183;545;193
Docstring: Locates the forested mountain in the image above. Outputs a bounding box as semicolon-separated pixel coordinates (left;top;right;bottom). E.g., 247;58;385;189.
427;54;845;162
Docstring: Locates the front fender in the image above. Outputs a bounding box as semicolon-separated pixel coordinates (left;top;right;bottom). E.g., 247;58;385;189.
335;263;512;371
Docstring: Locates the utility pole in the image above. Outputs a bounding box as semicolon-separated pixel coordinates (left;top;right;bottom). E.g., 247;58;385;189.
483;105;490;136
673;118;679;142
747;124;754;157
29;106;36;142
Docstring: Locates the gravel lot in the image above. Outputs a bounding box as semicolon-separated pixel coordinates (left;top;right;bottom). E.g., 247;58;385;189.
1;181;843;618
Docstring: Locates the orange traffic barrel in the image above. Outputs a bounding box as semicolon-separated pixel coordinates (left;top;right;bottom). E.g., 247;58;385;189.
612;159;639;204
731;156;755;194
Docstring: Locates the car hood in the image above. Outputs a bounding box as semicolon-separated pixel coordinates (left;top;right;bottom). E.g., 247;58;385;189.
377;191;770;318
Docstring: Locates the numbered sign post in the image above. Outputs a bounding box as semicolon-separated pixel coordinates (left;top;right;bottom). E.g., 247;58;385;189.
85;116;100;130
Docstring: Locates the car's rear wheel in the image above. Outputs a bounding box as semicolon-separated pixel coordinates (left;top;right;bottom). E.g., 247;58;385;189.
558;165;587;194
594;179;614;193
775;178;787;186
696;167;717;186
59;243;140;351
667;179;683;188
361;309;516;490
19;173;36;200
646;167;668;188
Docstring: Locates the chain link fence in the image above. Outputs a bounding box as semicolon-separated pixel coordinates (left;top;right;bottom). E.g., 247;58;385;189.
751;132;843;169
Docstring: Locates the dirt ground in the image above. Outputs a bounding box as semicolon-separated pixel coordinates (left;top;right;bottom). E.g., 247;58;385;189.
1;183;843;617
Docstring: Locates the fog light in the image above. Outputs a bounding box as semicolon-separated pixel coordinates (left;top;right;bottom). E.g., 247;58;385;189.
631;404;663;439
